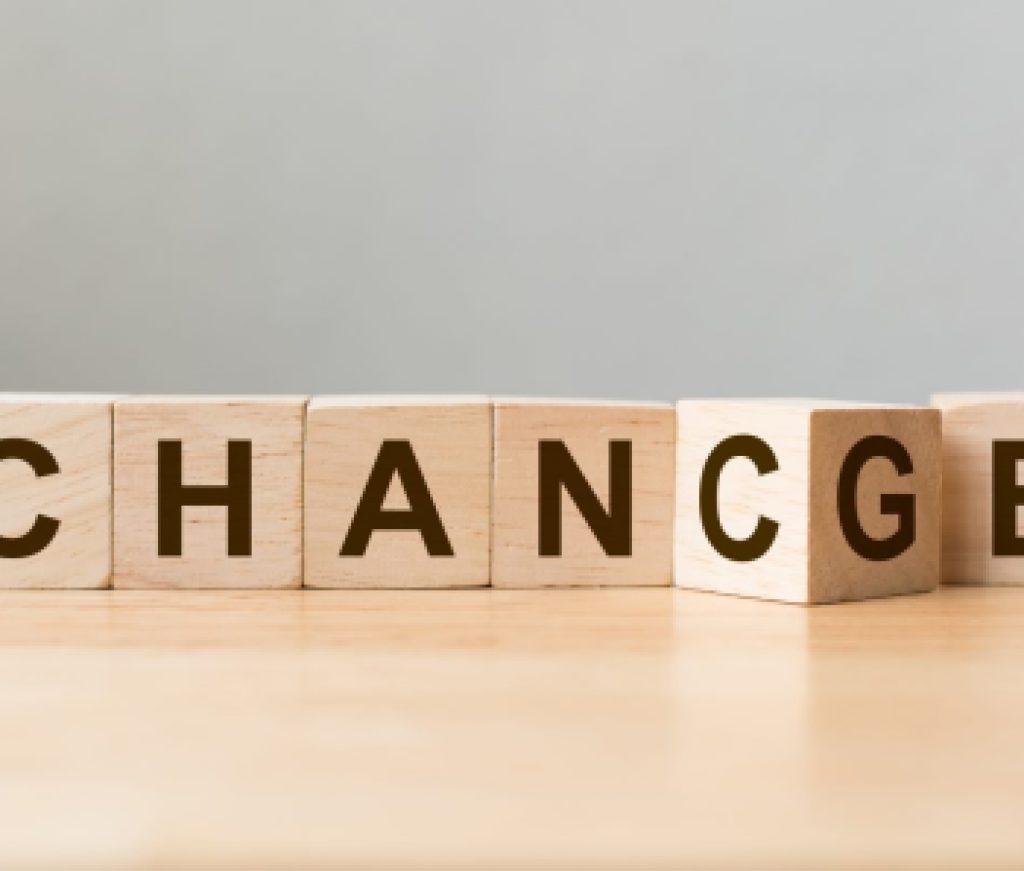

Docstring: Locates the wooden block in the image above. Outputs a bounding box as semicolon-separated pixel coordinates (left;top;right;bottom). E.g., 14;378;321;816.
304;396;491;588
675;400;941;604
113;397;305;589
932;393;1024;585
491;399;675;587
0;395;114;588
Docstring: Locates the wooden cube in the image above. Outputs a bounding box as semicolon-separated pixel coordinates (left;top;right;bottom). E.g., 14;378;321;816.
113;396;305;589
932;393;1024;585
491;399;675;587
304;396;491;588
675;400;941;604
0;395;114;588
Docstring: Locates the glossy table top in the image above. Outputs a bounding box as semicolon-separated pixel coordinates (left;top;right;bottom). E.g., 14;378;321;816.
0;585;1020;869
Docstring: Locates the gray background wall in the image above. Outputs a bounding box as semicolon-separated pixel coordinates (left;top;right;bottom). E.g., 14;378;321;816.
1;1;1020;401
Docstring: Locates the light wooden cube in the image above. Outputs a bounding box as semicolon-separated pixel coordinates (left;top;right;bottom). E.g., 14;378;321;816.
0;395;115;588
675;400;941;604
491;399;675;587
304;396;491;588
113;396;305;589
932;393;1024;585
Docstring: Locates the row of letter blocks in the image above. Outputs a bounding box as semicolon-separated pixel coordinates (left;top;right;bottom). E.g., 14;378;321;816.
0;393;1017;603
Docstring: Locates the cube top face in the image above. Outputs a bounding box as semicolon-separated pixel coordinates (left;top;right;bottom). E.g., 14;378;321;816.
112;398;306;589
0;399;113;588
675;401;941;604
309;395;489;409
304;398;491;589
491;401;675;588
0;393;122;405
125;395;308;405
932;392;1024;409
492;397;669;408
675;401;812;603
807;407;941;603
679;398;918;412
932;394;1024;585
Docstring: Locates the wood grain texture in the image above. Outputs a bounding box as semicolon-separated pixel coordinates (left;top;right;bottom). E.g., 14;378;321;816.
113;397;305;589
933;393;1024;585
0;395;114;588
303;396;491;588
676;401;941;604
676;400;812;602
0;586;1022;870
491;399;675;587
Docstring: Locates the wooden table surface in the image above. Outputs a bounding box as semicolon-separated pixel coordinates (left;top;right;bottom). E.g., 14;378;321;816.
1;586;1022;869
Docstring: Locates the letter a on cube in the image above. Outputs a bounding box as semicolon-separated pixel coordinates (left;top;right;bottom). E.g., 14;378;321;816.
303;396;491;588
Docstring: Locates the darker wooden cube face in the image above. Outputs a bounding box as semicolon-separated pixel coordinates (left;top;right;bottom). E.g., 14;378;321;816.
806;409;941;604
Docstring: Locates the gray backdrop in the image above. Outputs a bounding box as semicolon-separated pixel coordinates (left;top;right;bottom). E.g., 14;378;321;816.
1;1;1020;402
